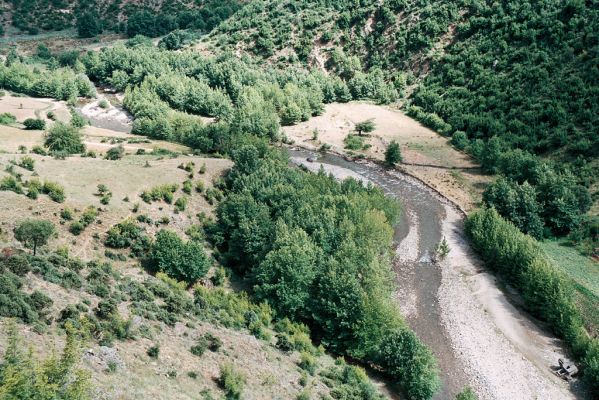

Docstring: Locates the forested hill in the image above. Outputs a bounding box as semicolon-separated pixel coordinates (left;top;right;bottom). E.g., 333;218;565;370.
1;0;244;36
211;0;599;246
213;0;598;167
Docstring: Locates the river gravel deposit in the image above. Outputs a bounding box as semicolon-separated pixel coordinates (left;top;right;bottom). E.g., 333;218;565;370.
289;149;578;400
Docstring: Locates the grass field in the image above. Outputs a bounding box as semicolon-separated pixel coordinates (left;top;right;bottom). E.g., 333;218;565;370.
541;240;599;336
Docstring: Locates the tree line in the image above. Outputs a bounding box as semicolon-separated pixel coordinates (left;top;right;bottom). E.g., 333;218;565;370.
466;208;598;391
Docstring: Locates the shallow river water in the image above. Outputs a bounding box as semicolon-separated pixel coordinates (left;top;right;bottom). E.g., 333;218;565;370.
289;149;468;399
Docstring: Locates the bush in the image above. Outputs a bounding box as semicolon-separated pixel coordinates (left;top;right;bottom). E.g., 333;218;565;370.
147;345;160;359
298;351;317;375
23;118;46;130
377;329;440;400
18;156;35;171
0;113;16;125
104;220;144;249
0;321;91;397
218;363;245;400
385;141;402;166
105;145;125;160
140;184;178;204
42;181;65;203
174;197;187;212
456;387;477;400
31;146;47;155
344;134;365;150
451;131;469;150
149;230;211;284
44;122;85;154
69;221;85;236
0;176;23;194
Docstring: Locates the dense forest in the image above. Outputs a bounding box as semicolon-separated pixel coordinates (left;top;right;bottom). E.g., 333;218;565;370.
3;0;243;37
210;0;599;251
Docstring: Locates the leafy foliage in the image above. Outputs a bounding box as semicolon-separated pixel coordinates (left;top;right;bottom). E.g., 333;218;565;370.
14;219;55;255
465;208;599;389
44;123;85;155
214;145;439;398
0;321;91;399
149;230;211;285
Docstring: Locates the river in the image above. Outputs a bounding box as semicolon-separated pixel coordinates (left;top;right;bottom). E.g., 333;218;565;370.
289;148;582;400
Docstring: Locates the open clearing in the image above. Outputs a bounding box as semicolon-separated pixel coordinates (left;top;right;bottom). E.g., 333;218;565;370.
0;93;71;123
283;102;490;211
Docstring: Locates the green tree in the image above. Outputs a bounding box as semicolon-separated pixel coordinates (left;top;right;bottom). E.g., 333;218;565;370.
253;222;319;319
0;321;91;399
77;11;103;38
377;329;440;400
14;219;55;255
44;122;85;154
354;119;376;136
385;141;402;166
150;230;210;284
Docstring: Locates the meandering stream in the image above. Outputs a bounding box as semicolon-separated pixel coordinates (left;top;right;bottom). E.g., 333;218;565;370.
289;149;580;400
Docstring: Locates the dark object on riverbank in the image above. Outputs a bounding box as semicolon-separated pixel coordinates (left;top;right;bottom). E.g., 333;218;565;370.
553;358;578;381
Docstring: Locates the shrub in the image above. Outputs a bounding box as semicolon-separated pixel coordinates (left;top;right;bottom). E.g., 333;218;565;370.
99;99;109;109
190;341;208;357
105;145;125;160
174;197;187;212
69;221;85;236
456;387;477;400
104;220;144;249
44;122;85;154
344;134;364;150
140;184;178;204
0;176;23;194
298;351;317;375
451;131;469;150
0;113;17;125
0;321;91;397
147;345;160;359
218;363;245;400
42;181;65;203
385;141;402;166
18;156;35;171
31;146;47;156
70;111;88;128
182;180;193;194
149;230;210;284
377;329;440;400
23;118;46;130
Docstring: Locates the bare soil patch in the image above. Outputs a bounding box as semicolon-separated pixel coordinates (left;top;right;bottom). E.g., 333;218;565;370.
0;93;71;123
283;102;490;211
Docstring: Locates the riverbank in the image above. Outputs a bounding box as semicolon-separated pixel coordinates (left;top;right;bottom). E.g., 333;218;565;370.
290;148;580;399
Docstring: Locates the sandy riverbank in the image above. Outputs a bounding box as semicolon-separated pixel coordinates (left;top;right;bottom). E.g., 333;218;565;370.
439;206;575;399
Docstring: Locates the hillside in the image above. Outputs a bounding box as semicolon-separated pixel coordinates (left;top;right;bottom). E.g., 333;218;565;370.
0;0;597;398
0;102;395;399
1;0;243;37
209;0;598;253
